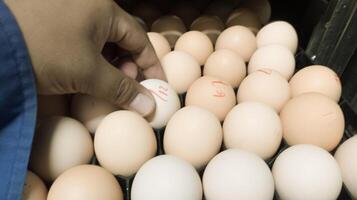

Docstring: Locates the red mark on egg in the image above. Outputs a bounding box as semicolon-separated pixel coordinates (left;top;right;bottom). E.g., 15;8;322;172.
211;80;229;97
257;68;273;75
149;85;169;102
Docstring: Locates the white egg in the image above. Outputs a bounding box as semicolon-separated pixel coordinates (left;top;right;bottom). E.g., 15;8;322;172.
141;79;180;129
131;155;202;200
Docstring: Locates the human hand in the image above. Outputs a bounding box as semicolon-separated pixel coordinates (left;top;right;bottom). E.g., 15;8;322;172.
5;0;165;116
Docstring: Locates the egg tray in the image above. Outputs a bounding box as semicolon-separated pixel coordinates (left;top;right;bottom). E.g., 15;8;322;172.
86;49;356;200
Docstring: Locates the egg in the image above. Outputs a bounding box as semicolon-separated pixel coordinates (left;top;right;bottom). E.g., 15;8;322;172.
273;144;342;200
237;69;290;112
147;32;171;59
94;110;157;177
131;155;202;200
132;2;161;27
204;0;234;21
280;93;344;151
140;79;180;129
190;15;225;44
29;116;94;182
215;25;257;62
47;165;123;200
289;65;342;102
203;49;246;88
22;171;47;200
334;135;357;199
151;15;187;48
226;8;262;34
170;1;200;28
164;106;222;170
248;44;296;80
223;102;282;160
257;21;298;54
71;94;117;134
241;0;271;24
161;51;201;94
174;31;214;65
37;95;69;118
203;149;275;200
186;76;236;121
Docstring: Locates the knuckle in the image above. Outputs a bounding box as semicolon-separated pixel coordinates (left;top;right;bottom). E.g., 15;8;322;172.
114;76;137;105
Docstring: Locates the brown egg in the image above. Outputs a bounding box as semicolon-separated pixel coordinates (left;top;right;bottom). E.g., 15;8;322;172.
164;106;222;170
280;93;344;151
151;15;187;48
226;8;262;34
147;32;171;59
289;65;342;102
47;165;123;200
29;116;94;182
170;1;200;28
204;0;234;22
175;31;214;65
132;2;161;27
215;26;257;62
71;94;117;134
22;171;47;200
186;76;236;121
237;69;291;112
190;15;225;44
241;0;271;24
257;21;298;54
161;51;201;94
248;44;296;80
204;49;246;88
94;111;157;177
37;95;69;118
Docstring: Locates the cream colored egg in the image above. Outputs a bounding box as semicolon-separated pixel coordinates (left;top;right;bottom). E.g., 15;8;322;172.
94;111;157;177
204;49;246;88
203;149;275;200
280;93;344;151
257;21;298;53
289;65;342;102
164;106;222;170
151;15;187;48
190;15;225;44
47;165;123;200
186;76;236;121
161;51;201;94
216;26;257;62
248;44;296;80
71;94;117;134
175;31;214;65
226;8;262;34
273;144;342;200
334;135;357;199
140;79;180;129
29;116;94;182
37;95;69;118
241;0;271;24
223;102;282;160
237;69;290;112
22;171;47;200
147;32;171;59
131;155;202;200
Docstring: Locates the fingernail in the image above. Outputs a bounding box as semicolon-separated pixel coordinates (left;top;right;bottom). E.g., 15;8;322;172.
129;93;155;116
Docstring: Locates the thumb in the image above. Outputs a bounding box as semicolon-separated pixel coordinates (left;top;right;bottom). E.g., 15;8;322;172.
81;57;155;117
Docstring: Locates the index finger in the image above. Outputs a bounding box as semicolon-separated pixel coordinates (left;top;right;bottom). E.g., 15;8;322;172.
108;4;166;80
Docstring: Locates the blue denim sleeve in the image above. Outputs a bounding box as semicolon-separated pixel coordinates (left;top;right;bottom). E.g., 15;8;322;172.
0;1;37;200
